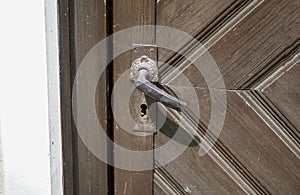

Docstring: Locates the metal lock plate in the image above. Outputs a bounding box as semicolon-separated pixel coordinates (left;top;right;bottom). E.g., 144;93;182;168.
130;44;158;81
129;44;158;133
130;55;159;82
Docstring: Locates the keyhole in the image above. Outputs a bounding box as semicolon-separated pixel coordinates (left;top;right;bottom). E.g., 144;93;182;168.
140;104;148;118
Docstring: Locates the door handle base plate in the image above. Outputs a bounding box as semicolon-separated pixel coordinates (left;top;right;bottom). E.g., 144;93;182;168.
130;55;159;82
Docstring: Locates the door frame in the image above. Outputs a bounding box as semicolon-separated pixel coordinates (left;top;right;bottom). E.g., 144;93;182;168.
45;0;64;194
46;0;157;194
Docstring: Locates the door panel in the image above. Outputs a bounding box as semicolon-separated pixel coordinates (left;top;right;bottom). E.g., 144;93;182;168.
157;0;242;63
155;0;300;194
158;0;300;89
220;92;299;193
257;51;300;131
73;1;108;193
155;115;246;194
157;0;237;38
57;0;300;194
154;87;300;193
112;0;156;194
58;0;108;194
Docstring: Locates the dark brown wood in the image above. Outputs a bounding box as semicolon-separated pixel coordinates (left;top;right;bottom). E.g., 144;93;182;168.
57;0;73;193
157;0;238;63
209;0;300;89
69;0;107;194
75;4;107;195
155;89;300;194
154;88;269;194
259;52;300;131
221;92;299;193
158;0;300;89
154;0;300;194
56;0;300;194
155;116;246;194
157;0;241;38
112;0;156;194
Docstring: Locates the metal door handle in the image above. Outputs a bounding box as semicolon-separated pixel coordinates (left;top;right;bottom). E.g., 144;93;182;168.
130;56;186;111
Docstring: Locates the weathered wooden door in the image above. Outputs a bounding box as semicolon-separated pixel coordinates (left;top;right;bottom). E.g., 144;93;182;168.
56;0;300;194
154;0;300;194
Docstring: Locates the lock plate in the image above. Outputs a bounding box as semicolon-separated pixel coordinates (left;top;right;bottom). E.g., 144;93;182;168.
129;44;158;134
130;44;158;81
130;55;159;82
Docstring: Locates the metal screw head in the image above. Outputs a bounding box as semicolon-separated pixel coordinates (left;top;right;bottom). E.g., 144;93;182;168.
140;55;149;63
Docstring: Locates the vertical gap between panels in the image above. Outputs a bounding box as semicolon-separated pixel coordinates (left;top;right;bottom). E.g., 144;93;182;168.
106;0;115;194
68;0;80;193
153;0;158;194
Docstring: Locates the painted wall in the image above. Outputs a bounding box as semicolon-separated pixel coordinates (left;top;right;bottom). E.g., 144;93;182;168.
0;0;51;194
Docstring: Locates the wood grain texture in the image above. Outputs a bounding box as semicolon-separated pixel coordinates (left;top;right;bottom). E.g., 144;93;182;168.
154;88;269;194
242;46;300;158
155;0;300;194
259;52;300;132
157;0;237;38
112;0;156;194
71;0;107;194
158;0;300;89
210;0;300;89
154;114;247;194
157;0;240;65
226;92;300;194
154;167;188;195
240;90;300;160
155;90;300;194
154;182;168;195
245;48;300;159
57;0;300;194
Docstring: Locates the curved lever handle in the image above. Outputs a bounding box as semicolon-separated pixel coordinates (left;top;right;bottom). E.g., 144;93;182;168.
130;55;186;111
134;69;186;111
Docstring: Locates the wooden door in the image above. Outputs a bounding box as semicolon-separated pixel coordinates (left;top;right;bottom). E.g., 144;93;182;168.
55;0;300;194
154;0;300;194
57;0;156;194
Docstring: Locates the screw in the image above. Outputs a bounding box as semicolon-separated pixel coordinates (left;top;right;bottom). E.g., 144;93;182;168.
129;72;134;79
141;56;149;62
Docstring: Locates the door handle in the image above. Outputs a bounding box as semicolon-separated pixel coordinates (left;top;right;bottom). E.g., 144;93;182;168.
130;56;186;111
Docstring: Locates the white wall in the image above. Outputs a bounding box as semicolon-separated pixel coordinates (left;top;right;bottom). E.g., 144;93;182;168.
0;0;51;194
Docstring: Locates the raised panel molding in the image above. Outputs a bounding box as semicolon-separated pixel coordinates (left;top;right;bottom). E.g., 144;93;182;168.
155;0;300;194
